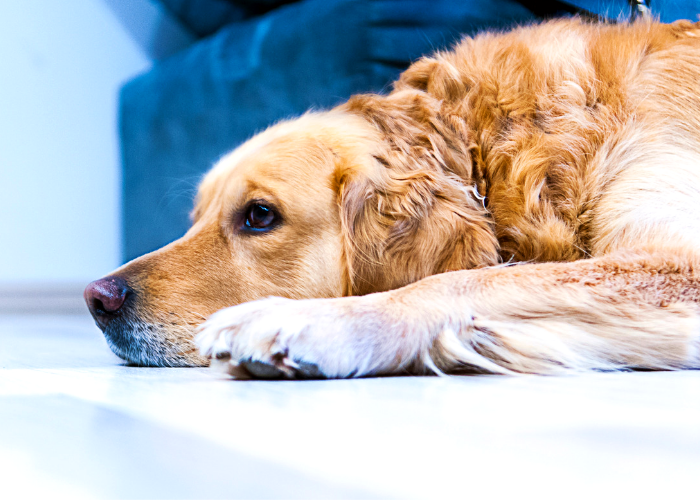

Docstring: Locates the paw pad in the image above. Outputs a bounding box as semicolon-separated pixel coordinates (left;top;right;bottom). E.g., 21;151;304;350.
240;359;285;379
237;358;327;380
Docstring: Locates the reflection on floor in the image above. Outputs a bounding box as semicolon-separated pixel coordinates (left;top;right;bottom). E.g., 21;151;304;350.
1;314;699;499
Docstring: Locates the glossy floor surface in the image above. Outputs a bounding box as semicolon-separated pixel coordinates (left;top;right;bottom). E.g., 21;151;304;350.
1;314;699;499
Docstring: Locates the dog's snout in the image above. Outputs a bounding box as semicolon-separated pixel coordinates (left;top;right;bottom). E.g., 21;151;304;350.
84;276;131;330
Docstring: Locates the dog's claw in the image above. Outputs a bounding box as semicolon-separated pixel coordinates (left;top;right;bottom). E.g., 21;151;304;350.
241;359;285;379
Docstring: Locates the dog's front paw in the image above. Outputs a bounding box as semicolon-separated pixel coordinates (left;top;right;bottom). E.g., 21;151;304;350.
196;296;391;379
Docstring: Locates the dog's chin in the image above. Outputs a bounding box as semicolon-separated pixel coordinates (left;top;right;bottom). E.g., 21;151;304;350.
101;317;208;367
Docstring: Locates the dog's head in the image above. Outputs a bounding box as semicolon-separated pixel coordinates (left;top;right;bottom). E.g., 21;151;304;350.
85;94;499;366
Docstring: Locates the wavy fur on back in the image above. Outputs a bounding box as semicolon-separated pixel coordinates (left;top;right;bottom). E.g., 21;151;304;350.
344;18;700;264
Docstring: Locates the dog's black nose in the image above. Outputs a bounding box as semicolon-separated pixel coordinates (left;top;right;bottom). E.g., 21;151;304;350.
84;276;131;330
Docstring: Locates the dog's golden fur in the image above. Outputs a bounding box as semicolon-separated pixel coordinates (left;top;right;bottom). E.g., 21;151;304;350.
98;18;700;376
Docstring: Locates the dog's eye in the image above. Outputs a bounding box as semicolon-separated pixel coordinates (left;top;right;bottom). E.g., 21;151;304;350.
244;203;277;231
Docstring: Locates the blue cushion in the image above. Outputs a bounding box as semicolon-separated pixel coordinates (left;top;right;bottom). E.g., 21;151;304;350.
156;0;298;37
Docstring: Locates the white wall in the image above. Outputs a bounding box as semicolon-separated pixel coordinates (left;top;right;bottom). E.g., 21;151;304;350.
0;0;190;285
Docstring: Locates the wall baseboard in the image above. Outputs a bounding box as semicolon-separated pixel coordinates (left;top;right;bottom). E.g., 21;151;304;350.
0;283;90;315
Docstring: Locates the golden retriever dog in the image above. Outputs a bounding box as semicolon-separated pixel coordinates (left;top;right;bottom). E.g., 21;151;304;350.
85;18;700;378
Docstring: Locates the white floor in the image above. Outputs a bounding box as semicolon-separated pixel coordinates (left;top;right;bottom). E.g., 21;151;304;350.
1;314;699;499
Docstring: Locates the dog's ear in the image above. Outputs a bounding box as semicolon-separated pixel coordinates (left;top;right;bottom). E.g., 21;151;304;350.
336;91;499;295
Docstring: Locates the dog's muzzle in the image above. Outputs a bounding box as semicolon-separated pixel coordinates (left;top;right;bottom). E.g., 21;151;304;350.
84;276;203;367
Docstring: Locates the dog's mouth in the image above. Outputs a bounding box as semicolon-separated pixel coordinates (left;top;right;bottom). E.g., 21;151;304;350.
101;315;207;367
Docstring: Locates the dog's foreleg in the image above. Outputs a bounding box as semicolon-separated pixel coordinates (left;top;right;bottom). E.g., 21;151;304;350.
198;250;700;378
422;250;700;374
